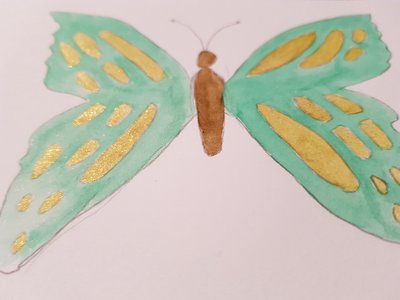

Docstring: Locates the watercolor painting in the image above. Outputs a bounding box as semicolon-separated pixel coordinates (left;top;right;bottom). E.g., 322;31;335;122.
1;2;400;299
1;11;400;273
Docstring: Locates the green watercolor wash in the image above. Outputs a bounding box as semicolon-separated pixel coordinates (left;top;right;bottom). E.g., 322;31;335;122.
225;15;400;242
0;13;194;273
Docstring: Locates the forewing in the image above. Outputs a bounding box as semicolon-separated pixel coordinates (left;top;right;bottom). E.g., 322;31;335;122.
224;16;400;242
226;15;389;95
0;13;193;273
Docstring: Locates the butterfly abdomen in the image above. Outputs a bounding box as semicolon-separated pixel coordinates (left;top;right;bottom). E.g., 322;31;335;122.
194;51;225;156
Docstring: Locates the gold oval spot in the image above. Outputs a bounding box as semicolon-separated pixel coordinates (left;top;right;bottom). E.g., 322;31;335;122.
100;31;165;81
12;232;27;254
393;204;400;223
107;104;132;127
76;72;100;92
324;94;363;114
73;103;106;127
295;96;332;122
67;139;99;167
257;104;359;192
59;42;80;67
345;48;364;61
360;120;392;150
353;29;367;43
81;104;157;184
17;194;33;212
389;167;400;185
74;32;101;59
248;32;316;76
300;30;344;68
39;192;64;214
103;62;130;84
333;126;371;159
371;176;388;195
32;144;62;179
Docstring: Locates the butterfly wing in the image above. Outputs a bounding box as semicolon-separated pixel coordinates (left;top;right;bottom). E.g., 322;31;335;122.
224;15;400;242
0;13;194;273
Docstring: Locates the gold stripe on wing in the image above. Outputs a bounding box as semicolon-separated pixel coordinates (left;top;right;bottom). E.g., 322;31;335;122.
294;96;332;122
67;139;100;167
59;42;80;67
300;30;344;68
76;72;100;93
32;144;62;179
360;120;393;150
103;62;130;84
248;32;316;76
371;176;388;195
389;167;400;185
344;48;364;61
100;31;165;81
257;104;359;192
107;104;132;127
324;94;363;114
74;32;101;59
393;205;400;223
353;29;367;43
73;104;106;127
12;233;27;254
81;104;157;184
333;126;371;159
17;194;33;212
38;192;64;214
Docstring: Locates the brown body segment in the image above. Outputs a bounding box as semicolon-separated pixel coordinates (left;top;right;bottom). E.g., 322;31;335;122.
194;50;225;156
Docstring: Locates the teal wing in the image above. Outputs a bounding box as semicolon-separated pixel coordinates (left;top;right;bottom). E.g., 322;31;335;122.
224;15;400;242
0;13;193;273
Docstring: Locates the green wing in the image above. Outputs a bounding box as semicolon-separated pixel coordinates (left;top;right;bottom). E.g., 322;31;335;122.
0;13;193;273
224;15;400;242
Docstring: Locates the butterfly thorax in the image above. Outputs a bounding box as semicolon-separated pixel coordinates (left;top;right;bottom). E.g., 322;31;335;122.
194;50;225;156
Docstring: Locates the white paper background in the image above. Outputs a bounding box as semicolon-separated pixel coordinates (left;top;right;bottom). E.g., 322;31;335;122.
1;0;400;299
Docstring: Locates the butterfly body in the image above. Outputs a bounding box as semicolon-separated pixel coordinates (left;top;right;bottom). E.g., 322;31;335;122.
194;50;225;156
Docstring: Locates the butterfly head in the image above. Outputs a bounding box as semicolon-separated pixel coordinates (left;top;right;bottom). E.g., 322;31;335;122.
197;50;217;68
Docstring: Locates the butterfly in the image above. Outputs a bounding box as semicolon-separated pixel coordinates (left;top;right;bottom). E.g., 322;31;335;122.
0;12;398;273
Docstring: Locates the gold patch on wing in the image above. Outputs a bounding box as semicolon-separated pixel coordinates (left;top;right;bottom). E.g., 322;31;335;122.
12;232;27;254
39;192;64;214
257;104;359;192
300;30;344;68
67;139;99;167
73;103;106;127
389;167;400;185
360;120;393;150
17;194;33;212
248;32;316;76
371;176;388;195
100;31;165;81
59;42;80;67
32;144;62;179
81;104;157;184
103;62;130;84
353;29;367;43
344;48;364;61
393;204;400;223
324;94;363;114
333;126;371;159
294;96;332;122
76;72;100;92
74;32;101;59
107;104;132;127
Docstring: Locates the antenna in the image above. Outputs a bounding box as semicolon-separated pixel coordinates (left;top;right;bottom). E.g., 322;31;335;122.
206;20;240;49
171;19;205;49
